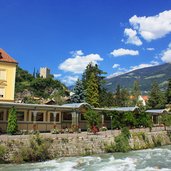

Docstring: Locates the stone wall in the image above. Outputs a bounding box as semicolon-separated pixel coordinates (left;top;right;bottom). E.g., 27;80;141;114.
0;127;171;163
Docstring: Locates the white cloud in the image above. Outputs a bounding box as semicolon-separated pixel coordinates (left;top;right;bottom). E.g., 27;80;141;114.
61;75;79;86
161;42;171;63
129;10;171;41
70;50;84;56
146;48;155;51
112;64;120;68
59;50;103;74
124;28;142;46
53;74;61;78
110;48;139;57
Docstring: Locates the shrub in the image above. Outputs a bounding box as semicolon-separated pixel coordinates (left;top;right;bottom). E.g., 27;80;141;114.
114;134;131;152
14;134;52;163
7;107;18;135
100;126;108;132
121;127;131;139
84;109;100;130
0;145;6;163
104;142;115;153
51;128;59;134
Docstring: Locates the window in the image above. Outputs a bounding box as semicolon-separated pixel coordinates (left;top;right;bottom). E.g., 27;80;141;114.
62;112;72;121
0;88;5;98
17;111;24;121
0;70;6;80
0;110;4;121
36;112;44;121
31;112;44;121
81;113;86;120
50;112;60;122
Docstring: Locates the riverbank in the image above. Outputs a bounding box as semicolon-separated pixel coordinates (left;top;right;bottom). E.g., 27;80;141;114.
0;127;171;164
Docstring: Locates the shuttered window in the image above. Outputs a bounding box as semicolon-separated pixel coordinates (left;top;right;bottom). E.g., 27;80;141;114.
0;70;6;80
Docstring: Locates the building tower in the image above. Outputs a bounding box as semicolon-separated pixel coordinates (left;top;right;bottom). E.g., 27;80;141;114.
40;67;50;78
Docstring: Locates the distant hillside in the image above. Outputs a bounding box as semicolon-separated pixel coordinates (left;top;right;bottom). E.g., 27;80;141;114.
15;66;69;102
105;63;171;93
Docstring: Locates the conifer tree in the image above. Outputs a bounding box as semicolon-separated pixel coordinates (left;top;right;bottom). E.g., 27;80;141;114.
148;81;166;109
166;79;171;104
85;72;99;107
71;79;85;103
114;85;122;106
131;80;141;105
7;107;18;135
82;62;105;93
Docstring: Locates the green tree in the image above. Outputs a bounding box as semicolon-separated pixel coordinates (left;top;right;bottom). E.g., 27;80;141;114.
148;81;166;109
30;77;66;99
51;90;65;105
84;109;100;128
114;85;122;106
7;107;18;135
82;62;105;91
99;88;114;107
120;88;130;106
131;80;141;105
82;63;106;106
160;114;171;130
166;79;171;104
71;79;85;103
123;112;136;128
85;72;99;107
114;85;130;107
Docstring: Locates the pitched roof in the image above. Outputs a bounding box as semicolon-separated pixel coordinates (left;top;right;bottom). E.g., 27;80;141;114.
61;103;92;109
0;48;17;64
145;109;169;114
142;96;149;101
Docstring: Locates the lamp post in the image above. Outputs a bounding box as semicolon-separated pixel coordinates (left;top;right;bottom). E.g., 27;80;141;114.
110;115;113;134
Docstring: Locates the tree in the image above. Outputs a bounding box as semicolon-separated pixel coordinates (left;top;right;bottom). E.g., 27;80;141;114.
84;109;100;128
7;107;18;135
114;85;122;106
123;112;136;128
131;80;141;105
120;88;130;106
148;81;166;109
71;79;85;103
114;85;130;107
99;88;114;107
160;114;171;130
85;72;99;107
166;79;171;104
51;90;65;105
82;62;105;91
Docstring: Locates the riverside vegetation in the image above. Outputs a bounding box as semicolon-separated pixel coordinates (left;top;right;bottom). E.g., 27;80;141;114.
0;128;171;164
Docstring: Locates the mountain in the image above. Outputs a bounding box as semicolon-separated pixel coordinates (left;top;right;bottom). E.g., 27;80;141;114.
105;63;171;93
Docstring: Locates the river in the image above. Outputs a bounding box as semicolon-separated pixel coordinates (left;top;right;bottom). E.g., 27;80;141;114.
1;145;171;171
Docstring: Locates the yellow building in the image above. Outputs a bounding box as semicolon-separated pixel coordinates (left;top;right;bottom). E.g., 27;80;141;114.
0;49;17;102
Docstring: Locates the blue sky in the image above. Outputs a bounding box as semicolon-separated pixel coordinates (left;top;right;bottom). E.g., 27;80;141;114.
1;0;171;86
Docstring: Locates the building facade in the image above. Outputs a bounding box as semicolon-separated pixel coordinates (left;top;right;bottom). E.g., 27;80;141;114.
0;49;17;102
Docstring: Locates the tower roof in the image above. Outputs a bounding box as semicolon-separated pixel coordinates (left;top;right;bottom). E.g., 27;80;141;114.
0;48;18;64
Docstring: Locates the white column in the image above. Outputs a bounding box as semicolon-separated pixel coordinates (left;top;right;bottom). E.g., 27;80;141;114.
101;114;104;126
71;111;77;125
33;111;38;124
53;112;57;124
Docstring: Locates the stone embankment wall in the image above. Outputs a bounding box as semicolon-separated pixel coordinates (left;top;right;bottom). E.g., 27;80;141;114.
0;127;171;163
